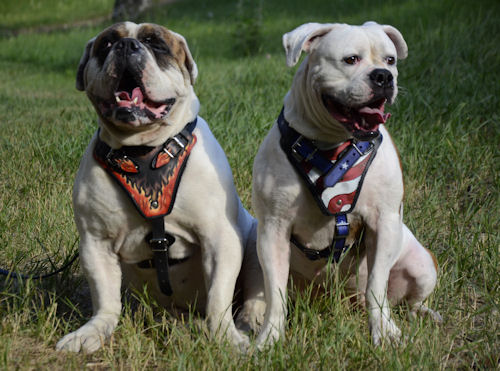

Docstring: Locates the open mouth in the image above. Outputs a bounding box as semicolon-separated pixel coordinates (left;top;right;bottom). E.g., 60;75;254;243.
100;69;175;123
322;95;390;134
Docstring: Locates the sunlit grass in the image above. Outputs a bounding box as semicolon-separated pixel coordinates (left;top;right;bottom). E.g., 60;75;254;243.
0;0;499;368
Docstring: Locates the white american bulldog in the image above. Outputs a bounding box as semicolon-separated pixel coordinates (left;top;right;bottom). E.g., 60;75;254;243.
56;22;264;353
252;21;441;347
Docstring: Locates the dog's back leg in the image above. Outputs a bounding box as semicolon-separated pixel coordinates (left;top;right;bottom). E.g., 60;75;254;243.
396;224;442;322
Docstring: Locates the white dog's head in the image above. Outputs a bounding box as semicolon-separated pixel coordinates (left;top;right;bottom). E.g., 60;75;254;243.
283;21;407;138
76;22;199;146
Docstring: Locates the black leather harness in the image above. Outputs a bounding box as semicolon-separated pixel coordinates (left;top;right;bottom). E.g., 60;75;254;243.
93;119;197;295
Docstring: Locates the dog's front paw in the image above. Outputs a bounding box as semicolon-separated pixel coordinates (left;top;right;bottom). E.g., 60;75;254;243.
56;328;104;354
370;317;401;346
255;326;283;350
219;327;250;353
235;299;266;334
56;316;118;353
235;333;251;353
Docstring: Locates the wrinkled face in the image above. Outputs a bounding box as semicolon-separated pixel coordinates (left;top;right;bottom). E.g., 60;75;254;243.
77;22;196;128
309;24;402;135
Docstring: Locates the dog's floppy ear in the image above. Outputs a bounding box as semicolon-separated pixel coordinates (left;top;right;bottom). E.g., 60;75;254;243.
363;21;408;60
76;37;95;91
282;23;337;67
171;31;198;85
382;24;408;59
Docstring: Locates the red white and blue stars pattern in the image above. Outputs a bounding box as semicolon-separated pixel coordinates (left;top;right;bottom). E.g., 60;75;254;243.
302;141;375;214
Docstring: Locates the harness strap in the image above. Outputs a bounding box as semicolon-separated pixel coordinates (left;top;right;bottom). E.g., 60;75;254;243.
136;256;188;269
322;141;376;188
149;218;175;296
332;214;350;261
137;232;189;268
291;214;350;262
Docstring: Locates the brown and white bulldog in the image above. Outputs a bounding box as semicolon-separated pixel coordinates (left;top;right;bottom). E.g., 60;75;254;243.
56;22;264;353
252;22;441;347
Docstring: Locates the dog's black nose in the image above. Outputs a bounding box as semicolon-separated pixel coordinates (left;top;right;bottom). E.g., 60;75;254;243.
115;38;141;54
369;69;394;89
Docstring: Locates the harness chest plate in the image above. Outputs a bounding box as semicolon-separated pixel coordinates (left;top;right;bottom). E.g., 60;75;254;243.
277;109;382;261
93;120;197;219
278;112;381;217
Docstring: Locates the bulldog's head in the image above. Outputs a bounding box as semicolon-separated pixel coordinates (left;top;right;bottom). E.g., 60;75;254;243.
283;21;407;138
77;22;198;146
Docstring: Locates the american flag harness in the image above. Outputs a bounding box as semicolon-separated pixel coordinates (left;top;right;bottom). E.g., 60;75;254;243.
93;119;197;296
277;109;382;262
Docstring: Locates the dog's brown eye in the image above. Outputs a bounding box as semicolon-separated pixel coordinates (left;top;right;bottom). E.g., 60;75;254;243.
344;56;360;65
142;35;169;55
386;56;396;65
143;36;161;47
98;39;113;52
95;36;117;65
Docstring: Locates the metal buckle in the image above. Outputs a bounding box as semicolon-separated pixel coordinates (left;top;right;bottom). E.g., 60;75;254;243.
291;135;304;156
162;141;179;158
105;149;114;163
291;135;317;162
105;148;120;166
173;136;185;149
351;142;365;156
149;237;170;252
333;220;350;239
352;141;373;157
163;135;187;159
163;147;175;158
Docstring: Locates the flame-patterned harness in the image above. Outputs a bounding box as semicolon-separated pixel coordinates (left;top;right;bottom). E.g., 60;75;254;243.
93;119;197;295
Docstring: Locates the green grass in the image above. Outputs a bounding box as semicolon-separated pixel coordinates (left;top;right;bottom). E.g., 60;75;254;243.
0;0;114;31
1;0;499;369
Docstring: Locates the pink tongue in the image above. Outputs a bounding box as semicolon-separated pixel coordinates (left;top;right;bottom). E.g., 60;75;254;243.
114;87;168;119
359;106;391;125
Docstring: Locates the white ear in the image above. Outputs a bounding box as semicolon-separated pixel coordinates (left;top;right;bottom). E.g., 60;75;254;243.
76;37;96;91
171;31;198;85
381;24;408;59
282;23;338;67
363;21;408;59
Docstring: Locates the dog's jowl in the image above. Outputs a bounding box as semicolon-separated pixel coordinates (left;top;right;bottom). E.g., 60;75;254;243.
252;21;441;347
56;22;265;353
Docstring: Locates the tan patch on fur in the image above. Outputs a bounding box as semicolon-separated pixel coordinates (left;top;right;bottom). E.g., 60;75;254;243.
142;25;184;62
425;247;438;272
138;24;190;80
346;216;364;247
160;28;186;64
